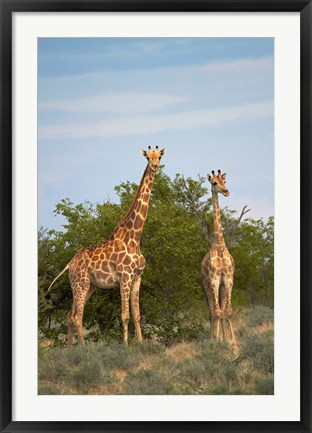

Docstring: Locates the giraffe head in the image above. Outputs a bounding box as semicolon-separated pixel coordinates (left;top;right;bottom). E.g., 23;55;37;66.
141;146;166;173
208;169;230;196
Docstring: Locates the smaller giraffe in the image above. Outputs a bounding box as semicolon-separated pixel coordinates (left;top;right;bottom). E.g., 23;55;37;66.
201;170;236;343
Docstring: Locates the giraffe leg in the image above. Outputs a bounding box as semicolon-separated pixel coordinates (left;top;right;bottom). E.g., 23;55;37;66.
221;316;227;341
228;318;236;344
223;276;236;345
227;303;236;345
70;279;91;345
204;277;221;341
73;302;87;345
131;275;143;343
217;316;225;340
211;279;222;341
203;279;215;340
220;282;228;341
67;283;95;347
67;306;75;347
120;277;131;345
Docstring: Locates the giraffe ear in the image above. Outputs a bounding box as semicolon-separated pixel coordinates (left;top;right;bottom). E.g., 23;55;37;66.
207;174;213;183
141;149;148;158
159;148;166;157
221;173;227;180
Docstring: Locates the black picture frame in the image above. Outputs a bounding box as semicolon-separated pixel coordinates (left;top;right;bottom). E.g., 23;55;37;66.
1;1;311;432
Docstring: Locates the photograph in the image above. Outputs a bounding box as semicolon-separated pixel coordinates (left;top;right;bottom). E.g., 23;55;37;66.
38;37;275;396
1;1;311;431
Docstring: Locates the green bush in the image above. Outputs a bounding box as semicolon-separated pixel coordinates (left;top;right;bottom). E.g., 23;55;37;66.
241;332;274;373
253;374;274;394
136;340;166;356
65;345;90;366
38;383;66;395
245;306;274;328
67;358;103;391
143;315;207;345
94;341;142;370
123;369;173;395
172;341;236;394
38;354;69;382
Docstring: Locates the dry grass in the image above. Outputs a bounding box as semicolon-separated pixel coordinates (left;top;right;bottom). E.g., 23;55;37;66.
138;356;154;370
165;341;198;362
38;306;274;395
256;322;274;334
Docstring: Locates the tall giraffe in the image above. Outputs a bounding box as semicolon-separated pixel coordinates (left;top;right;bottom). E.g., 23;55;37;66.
201;170;236;343
48;146;166;346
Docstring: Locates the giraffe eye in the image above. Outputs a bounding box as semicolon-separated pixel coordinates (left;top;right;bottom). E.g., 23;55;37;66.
147;156;150;160
213;182;217;185
159;156;161;160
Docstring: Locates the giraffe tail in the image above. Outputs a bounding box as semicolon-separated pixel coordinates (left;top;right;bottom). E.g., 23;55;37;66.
48;263;69;292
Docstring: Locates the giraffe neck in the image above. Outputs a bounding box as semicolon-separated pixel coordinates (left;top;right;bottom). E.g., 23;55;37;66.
113;165;155;244
212;191;225;246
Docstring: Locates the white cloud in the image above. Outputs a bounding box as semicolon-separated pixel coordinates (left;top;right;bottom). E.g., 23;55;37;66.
39;56;273;87
39;100;273;140
201;57;273;72
39;93;189;114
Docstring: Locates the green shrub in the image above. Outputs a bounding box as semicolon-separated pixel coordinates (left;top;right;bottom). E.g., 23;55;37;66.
123;369;173;395
144;315;207;345
194;340;232;364
38;342;46;361
67;358;103;391
245;306;274;328
135;340;166;356
94;341;142;370
173;341;235;395
254;374;274;394
65;345;90;366
38;353;70;382
241;332;274;373
38;383;66;395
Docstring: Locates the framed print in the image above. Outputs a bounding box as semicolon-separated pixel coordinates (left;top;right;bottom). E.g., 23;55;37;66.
1;1;311;432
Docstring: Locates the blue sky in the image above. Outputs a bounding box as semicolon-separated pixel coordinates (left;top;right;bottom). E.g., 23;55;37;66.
38;38;274;231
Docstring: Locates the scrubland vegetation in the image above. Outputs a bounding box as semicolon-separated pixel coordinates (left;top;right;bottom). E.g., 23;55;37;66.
39;306;273;395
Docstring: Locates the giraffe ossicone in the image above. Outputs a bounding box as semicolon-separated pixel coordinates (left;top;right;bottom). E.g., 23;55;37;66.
48;147;166;346
201;169;236;344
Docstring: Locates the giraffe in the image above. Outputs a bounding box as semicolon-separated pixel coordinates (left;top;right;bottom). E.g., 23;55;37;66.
201;169;236;344
48;146;166;346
